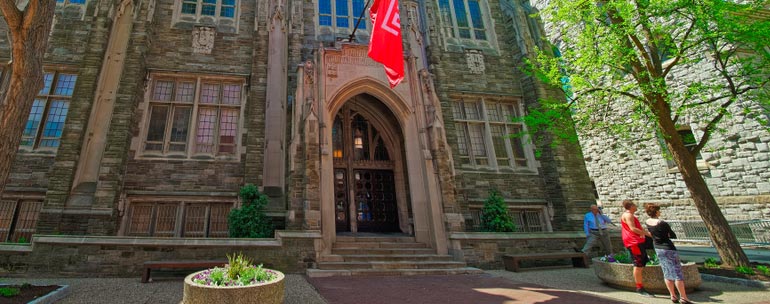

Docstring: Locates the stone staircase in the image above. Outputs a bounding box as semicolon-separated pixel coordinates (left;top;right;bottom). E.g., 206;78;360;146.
306;235;482;277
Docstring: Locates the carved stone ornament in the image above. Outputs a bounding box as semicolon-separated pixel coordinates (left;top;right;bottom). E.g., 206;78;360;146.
466;50;485;75
304;60;314;84
192;26;216;54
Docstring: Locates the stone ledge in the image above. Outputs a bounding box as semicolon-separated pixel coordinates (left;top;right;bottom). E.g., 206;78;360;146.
700;273;770;289
28;285;70;304
449;231;620;240
32;235;282;247
0;244;32;253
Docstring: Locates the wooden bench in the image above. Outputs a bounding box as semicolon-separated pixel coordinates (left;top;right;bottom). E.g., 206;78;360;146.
142;260;228;283
503;252;589;272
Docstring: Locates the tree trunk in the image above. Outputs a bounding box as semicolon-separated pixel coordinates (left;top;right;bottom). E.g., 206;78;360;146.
656;110;750;267
0;0;57;196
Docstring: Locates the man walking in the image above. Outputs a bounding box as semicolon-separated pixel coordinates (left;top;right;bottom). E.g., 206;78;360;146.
581;204;613;256
621;199;655;298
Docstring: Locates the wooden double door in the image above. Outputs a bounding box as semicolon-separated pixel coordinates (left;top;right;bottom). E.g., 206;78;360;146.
332;106;400;233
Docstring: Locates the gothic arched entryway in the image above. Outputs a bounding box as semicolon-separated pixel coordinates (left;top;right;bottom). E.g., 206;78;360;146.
331;97;405;233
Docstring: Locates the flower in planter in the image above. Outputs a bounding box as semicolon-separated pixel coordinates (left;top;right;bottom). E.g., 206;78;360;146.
598;249;660;266
191;253;278;287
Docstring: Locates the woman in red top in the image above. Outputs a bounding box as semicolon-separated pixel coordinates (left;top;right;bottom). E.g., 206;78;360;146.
620;200;654;298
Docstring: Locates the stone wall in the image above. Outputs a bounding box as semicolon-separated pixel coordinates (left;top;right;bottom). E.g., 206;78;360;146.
450;231;624;269
0;231;320;277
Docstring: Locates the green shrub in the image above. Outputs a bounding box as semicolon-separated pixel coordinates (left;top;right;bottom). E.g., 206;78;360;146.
479;190;516;232
17;236;28;243
704;257;720;269
735;266;755;275
756;265;770;276
0;287;20;298
228;184;274;238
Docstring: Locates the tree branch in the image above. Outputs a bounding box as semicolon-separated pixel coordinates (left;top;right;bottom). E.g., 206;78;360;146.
662;18;698;78
0;0;23;31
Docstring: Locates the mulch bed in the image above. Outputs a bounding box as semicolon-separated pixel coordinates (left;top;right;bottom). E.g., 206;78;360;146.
0;284;60;304
697;262;770;282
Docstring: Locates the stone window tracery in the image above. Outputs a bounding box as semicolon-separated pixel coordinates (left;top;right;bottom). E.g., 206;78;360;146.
438;0;487;40
181;0;237;18
141;74;244;160
452;98;531;170
318;0;369;34
20;70;78;151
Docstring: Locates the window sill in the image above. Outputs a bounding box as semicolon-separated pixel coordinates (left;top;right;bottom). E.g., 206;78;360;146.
135;154;240;162
17;148;58;156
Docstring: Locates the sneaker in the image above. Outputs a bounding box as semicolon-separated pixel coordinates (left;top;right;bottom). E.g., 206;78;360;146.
636;288;655;298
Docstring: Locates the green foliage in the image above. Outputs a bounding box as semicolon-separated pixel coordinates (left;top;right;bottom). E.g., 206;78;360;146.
612;249;633;264
756;265;770;276
735;266;756;275
479;190;517;232
646;252;660;266
227;252;251;280
17;236;28;243
228;184;274;238
0;287;20;298
209;268;226;285
704;257;720;269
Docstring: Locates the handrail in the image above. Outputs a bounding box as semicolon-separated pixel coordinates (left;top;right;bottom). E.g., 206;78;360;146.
667;219;770;246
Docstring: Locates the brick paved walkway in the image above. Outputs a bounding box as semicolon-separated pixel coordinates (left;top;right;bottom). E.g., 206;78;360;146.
308;273;628;304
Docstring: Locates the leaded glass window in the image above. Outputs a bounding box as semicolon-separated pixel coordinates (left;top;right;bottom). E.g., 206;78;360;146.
180;0;237;19
20;71;77;150
318;0;367;30
436;0;488;41
452;98;530;169
143;75;244;159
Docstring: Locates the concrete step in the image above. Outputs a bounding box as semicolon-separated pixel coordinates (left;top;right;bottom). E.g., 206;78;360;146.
335;236;416;243
340;254;455;262
331;248;437;255
332;241;429;249
317;261;468;270
306;267;483;278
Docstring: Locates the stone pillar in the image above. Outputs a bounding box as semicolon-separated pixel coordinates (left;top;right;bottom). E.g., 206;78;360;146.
262;0;289;198
68;0;134;208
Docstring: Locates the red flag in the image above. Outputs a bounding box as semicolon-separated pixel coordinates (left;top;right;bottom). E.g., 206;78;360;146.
368;0;404;88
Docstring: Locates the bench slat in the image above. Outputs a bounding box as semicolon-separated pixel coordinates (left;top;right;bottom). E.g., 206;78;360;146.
502;252;588;272
141;260;228;283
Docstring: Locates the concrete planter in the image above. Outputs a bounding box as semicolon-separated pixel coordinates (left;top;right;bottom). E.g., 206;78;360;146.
592;258;701;293
182;269;285;304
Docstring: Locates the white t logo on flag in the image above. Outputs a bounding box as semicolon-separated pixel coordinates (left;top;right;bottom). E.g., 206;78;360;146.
381;1;400;36
368;0;404;88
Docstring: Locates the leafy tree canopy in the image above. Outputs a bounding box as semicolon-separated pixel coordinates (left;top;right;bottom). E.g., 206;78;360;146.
526;0;769;149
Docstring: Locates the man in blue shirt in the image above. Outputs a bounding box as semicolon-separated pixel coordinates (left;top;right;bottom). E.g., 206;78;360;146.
580;204;613;256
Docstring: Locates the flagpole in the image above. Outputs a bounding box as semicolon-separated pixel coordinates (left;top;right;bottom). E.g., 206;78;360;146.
348;0;373;42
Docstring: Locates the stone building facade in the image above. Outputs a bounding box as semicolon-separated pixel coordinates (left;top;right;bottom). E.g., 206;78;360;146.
0;0;595;262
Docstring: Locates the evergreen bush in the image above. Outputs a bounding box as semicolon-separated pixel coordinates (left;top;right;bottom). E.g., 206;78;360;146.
228;184;274;238
479;190;517;232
